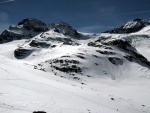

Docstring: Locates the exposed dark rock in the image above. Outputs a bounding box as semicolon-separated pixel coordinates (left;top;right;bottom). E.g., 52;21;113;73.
61;55;71;58
124;55;150;68
33;111;46;113
18;18;48;32
14;48;33;59
53;28;60;33
104;39;150;68
108;57;123;65
77;53;85;55
81;82;85;85
95;36;110;42
88;42;112;50
88;42;96;47
55;21;81;38
87;42;102;48
87;75;91;77
47;37;79;45
111;98;115;100
0;30;25;43
96;50;115;55
50;59;80;64
104;18;150;34
76;55;85;59
95;63;99;65
53;65;82;73
103;39;136;54
47;59;82;73
29;40;50;48
0;18;50;44
0;35;3;43
51;45;56;48
73;77;80;80
103;46;113;50
92;54;101;58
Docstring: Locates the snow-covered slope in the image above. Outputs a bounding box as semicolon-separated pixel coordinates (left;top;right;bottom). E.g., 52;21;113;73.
0;18;150;113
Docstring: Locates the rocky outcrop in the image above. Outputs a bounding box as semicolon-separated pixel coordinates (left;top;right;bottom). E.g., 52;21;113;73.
0;30;25;43
47;59;82;73
108;57;123;65
18;18;49;32
49;21;81;38
14;48;33;59
29;40;50;48
104;39;150;68
0;18;49;43
33;111;46;113
96;50;115;55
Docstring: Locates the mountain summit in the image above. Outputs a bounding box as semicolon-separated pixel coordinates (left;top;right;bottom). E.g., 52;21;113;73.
0;18;80;43
18;18;49;32
104;18;150;33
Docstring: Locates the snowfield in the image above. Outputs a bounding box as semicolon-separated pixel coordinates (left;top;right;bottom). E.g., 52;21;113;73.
0;18;150;113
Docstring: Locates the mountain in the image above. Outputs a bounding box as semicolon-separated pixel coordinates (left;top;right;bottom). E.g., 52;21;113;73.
104;18;150;33
0;18;150;113
0;18;80;43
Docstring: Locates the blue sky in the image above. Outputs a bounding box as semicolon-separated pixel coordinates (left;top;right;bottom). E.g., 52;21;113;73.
0;0;150;33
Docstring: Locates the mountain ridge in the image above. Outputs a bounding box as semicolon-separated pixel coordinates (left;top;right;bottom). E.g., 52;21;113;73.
104;18;150;34
0;18;150;79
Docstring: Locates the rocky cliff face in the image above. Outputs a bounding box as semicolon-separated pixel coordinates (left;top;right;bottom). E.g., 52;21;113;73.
0;18;49;43
18;18;49;32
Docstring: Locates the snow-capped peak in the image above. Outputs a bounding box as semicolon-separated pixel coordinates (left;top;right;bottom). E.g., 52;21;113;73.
104;18;150;34
123;18;150;29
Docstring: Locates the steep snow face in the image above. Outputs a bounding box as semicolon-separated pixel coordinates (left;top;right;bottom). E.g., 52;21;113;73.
104;18;150;34
0;18;150;113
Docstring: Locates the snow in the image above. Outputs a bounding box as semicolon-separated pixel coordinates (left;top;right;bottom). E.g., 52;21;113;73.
0;23;150;113
123;21;139;29
137;26;150;34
